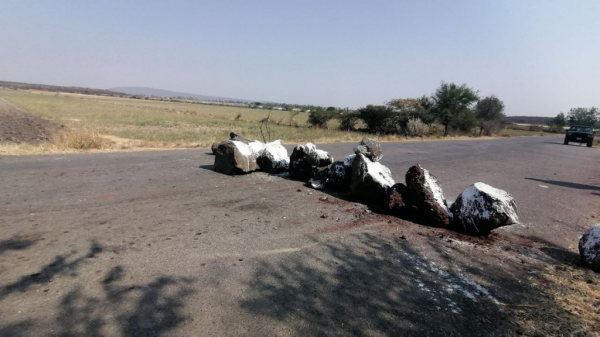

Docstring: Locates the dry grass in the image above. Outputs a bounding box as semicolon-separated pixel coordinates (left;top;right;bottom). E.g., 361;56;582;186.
52;128;107;150
539;264;600;334
0;89;560;156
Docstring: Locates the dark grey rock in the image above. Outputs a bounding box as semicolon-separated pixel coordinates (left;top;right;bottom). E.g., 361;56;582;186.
351;153;395;202
405;165;451;227
354;138;383;162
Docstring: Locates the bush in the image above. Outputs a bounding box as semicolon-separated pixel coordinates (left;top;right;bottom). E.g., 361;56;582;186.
357;105;396;133
52;129;107;150
308;108;336;128
450;109;477;133
528;125;544;132
405;117;430;137
337;111;359;131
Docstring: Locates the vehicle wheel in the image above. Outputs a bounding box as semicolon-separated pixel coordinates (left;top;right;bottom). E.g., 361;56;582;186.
587;140;593;147
564;137;569;145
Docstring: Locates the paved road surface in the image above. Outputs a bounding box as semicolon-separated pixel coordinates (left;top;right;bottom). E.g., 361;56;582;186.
1;137;599;336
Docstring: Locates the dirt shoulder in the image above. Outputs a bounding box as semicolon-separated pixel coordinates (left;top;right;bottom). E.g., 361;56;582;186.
0;98;63;144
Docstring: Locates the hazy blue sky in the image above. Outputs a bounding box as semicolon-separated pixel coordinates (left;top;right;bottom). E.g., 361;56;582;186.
1;1;598;116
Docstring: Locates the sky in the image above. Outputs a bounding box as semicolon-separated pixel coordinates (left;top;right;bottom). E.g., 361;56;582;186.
1;0;599;116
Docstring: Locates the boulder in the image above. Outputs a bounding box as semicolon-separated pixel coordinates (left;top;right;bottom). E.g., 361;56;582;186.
325;161;352;190
308;167;329;190
257;140;289;173
579;224;600;272
214;140;263;175
405;165;451;227
289;143;334;180
343;154;356;167
230;132;252;143
351;153;395;202
385;183;412;214
354;138;383;162
450;183;519;234
211;142;221;155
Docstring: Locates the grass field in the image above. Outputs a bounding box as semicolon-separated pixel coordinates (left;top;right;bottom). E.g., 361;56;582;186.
0;90;558;155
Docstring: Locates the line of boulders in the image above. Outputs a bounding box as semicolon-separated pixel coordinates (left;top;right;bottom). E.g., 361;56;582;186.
211;133;520;236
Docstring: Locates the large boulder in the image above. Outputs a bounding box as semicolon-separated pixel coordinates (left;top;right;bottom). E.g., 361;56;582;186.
450;182;519;235
579;224;600;272
230;132;252;143
351;153;395;202
385;183;412;215
257;140;289;173
211;132;254;155
308;167;330;190
325;161;352;190
354;138;383;162
214;140;264;175
289;143;334;180
344;154;356;167
405;165;451;227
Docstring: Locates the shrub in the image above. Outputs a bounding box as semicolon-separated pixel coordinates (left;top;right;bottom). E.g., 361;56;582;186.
357;105;395;133
337;111;359;131
450;109;477;133
308;108;336;128
528;125;544;132
52;129;107;150
405;117;430;137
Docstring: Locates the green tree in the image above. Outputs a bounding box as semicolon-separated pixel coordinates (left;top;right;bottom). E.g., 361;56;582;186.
566;107;599;126
308;107;336;128
357;105;396;133
430;82;479;136
475;95;506;136
387;98;435;131
337;109;359;131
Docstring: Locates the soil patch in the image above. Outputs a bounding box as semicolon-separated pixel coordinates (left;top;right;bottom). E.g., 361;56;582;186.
0;98;63;144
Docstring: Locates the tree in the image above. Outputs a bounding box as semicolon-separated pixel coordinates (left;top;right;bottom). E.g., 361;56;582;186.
357;105;396;133
337;110;359;131
475;95;506;136
308;107;336;128
547;112;567;133
566;107;599;126
430;82;479;136
386;98;435;131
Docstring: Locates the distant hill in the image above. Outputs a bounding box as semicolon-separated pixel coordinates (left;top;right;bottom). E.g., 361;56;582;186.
505;116;552;125
0;80;123;96
109;87;254;103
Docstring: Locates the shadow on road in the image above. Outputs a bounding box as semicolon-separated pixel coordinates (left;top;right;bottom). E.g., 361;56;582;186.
0;236;39;256
0;241;103;301
240;233;585;336
0;241;196;337
56;266;195;337
525;177;600;192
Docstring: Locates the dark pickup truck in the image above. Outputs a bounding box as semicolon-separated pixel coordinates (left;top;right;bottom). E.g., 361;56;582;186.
564;125;595;147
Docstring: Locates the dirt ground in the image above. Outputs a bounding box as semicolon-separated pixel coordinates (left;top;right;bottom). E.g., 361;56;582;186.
0;98;63;144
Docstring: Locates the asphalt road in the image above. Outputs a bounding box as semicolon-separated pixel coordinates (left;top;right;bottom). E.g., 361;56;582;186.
1;136;599;336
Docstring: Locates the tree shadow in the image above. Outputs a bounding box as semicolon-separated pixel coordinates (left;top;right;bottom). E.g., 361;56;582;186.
520;235;582;266
0;236;39;256
525;178;600;191
0;320;35;337
55;266;196;337
0;241;103;301
240;233;585;336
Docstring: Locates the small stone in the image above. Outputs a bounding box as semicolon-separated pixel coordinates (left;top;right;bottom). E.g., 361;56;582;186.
321;214;329;219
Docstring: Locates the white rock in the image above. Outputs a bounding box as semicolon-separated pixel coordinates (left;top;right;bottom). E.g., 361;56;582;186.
579;224;600;271
450;182;519;234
